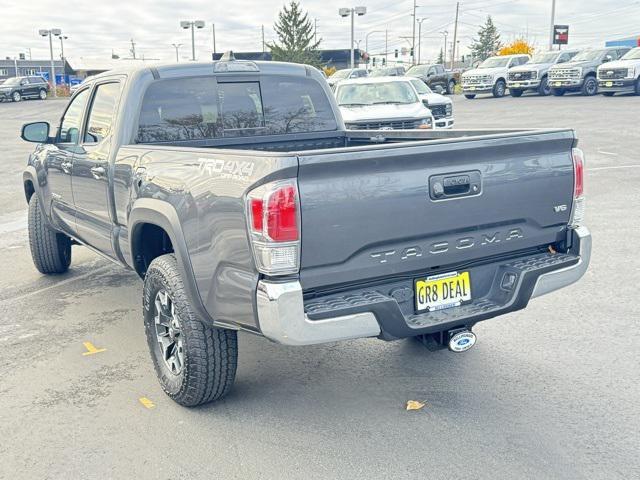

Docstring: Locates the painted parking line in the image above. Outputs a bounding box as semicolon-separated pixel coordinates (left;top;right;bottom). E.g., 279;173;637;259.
588;164;640;171
82;341;107;356
139;397;155;409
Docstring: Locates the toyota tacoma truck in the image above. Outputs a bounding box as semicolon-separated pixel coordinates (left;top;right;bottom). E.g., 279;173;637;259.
548;47;631;96
20;54;591;407
597;47;640;96
461;54;530;98
507;49;579;97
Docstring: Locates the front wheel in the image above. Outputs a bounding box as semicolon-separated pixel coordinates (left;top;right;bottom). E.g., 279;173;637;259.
581;76;598;96
12;91;21;102
28;195;71;274
39;89;47;100
143;254;238;407
492;79;506;98
446;79;455;94
509;88;523;97
464;94;476;99
538;76;551;96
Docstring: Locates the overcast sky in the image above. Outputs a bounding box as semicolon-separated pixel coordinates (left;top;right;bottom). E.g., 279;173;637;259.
2;0;639;64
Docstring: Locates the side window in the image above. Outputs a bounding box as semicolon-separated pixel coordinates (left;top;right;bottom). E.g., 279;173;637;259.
58;89;90;143
558;52;572;63
435;65;445;74
84;82;121;144
427;67;436;76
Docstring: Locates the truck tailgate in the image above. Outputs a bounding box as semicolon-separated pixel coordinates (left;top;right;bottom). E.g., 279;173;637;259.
297;130;576;291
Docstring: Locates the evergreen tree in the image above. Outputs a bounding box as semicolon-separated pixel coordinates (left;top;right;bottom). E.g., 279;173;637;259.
470;16;501;61
268;1;322;67
437;47;444;64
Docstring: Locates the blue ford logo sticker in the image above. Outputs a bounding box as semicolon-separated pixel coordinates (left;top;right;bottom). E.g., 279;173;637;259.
448;331;477;352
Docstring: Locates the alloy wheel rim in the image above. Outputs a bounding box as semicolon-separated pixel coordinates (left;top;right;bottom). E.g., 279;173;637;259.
154;289;185;375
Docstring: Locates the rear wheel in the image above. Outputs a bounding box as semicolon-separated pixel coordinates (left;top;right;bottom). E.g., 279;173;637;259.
28;195;71;274
538;76;551;96
581;76;598;96
464;94;476;99
446;79;455;94
551;88;566;96
492;79;506;98
143;254;238;407
39;89;47;100
12;91;21;102
509;88;523;97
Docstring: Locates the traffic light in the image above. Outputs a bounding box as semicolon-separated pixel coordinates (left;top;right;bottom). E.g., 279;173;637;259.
372;57;376;67
410;48;414;57
382;58;386;66
394;49;398;58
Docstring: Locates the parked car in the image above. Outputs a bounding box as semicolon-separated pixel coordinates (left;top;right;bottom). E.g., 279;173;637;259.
0;76;49;102
507;50;579;96
20;56;590;406
548;47;631;96
334;76;433;130
597;47;640;96
461;54;530;98
408;77;454;128
327;68;368;88
369;66;406;77
406;63;457;94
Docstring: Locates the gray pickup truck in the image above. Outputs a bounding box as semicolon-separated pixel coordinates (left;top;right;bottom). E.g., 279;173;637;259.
20;55;591;407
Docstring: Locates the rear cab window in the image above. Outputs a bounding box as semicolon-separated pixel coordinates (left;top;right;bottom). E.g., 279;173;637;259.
136;74;337;143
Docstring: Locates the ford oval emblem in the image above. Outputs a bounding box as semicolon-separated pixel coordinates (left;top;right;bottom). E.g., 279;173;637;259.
448;331;477;353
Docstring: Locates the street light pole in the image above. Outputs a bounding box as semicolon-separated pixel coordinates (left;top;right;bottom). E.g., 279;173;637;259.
440;30;448;65
549;0;556;50
339;7;367;69
39;28;62;98
212;24;217;55
171;43;183;62
416;18;426;65
180;20;205;61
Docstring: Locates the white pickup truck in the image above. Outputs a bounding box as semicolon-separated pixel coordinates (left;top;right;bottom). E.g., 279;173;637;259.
462;54;531;98
597;47;640;96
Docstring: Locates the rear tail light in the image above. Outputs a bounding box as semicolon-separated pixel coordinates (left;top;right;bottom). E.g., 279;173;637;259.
246;179;300;275
570;147;585;227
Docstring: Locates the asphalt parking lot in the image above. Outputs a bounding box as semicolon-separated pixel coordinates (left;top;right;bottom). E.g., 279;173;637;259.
1;93;639;480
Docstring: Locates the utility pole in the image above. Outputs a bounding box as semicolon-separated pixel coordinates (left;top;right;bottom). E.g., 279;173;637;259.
450;2;459;70
411;0;417;65
549;0;556;50
212;24;217;55
130;38;137;59
385;29;388;64
261;24;265;52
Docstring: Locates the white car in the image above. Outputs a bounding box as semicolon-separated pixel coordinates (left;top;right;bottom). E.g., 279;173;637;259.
334;76;434;130
461;54;530;98
327;68;368;88
597;47;640;96
407;78;454;129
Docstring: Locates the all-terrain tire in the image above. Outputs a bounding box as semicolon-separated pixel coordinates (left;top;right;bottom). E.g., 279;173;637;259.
446;79;455;94
143;254;238;407
581;76;598;96
28;194;71;274
538;76;551;96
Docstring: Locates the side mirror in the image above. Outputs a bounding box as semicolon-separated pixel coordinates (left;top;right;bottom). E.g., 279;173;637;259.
603;55;613;63
21;122;50;143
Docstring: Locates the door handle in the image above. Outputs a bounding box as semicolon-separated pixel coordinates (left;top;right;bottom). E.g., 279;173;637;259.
90;165;107;179
61;160;73;174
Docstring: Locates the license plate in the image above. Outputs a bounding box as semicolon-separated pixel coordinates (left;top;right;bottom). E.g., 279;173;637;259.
606;81;613;87
468;86;476;90
553;81;563;86
415;271;471;313
512;82;520;88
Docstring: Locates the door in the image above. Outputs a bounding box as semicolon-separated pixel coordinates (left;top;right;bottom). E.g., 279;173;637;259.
71;81;122;258
434;65;447;90
44;87;91;234
426;66;437;88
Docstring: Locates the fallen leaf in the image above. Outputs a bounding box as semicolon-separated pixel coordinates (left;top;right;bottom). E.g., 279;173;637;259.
406;400;425;411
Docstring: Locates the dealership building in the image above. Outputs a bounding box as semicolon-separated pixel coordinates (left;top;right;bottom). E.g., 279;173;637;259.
605;35;640;48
